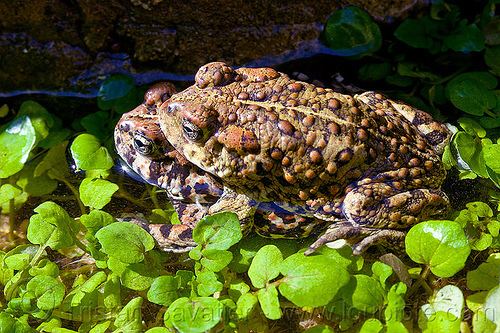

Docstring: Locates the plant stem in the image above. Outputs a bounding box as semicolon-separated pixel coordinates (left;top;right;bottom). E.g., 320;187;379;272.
61;178;86;215
116;189;149;209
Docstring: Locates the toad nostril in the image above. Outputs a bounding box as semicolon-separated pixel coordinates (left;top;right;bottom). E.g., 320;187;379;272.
120;123;130;131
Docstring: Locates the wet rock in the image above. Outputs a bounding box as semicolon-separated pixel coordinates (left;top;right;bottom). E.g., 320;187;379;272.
0;0;423;92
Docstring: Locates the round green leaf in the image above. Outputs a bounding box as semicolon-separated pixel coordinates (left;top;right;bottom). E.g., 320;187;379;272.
279;253;349;307
322;6;381;56
165;297;223;333
70;134;114;172
446;72;497;116
350;275;385;313
79;178;119;209
147;276;179;306
444;23;484;52
405;221;470;277
97;74;135;111
192;212;242;250
248;245;283;288
0;115;36;178
27;201;76;250
394;17;441;52
467;253;500;291
200;249;233;272
26;275;65;310
95;222;155;263
359;318;383;333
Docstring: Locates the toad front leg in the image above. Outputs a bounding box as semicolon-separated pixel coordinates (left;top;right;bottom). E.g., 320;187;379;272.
306;182;449;255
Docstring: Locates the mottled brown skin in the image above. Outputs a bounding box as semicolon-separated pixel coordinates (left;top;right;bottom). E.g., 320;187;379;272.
159;62;452;254
115;83;326;251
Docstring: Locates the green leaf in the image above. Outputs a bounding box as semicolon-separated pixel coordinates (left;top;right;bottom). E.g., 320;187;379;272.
485;46;500;75
192;212;242;250
279;252;349;307
79;178;119;209
3;244;39;270
359;318;383;333
200;249;233;272
358;62;392;81
248;245;283;288
349;275;385;313
419;285;464;333
34;141;70;180
89;321;111;333
28;259;59;277
26;275;65;310
397;62;440;81
196;270;223;297
27;202;76;250
0;115;37;178
405;221;470;277
472;310;497;333
0;312;36;333
483;286;500;332
467;253;500;291
236;293;258;319
80;209;115;235
70;134;114;172
484;142;500;174
16;163;57;197
458;118;486;138
257;285;282;320
95;222;155;263
80;111;111;140
147;275;179;306
0;184;23;206
97;74;136;111
0;251;14;285
322;6;382;56
114;297;143;333
145;328;169;333
444;22;485;52
394;17;441;52
165;297;223;333
371;261;393;288
385;283;407;323
446;72;497;116
450;132;488;177
17;101;54;141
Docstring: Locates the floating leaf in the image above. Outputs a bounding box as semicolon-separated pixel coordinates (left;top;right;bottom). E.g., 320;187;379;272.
70;134;114;172
279;252;349;307
79;178;119;209
248;245;283;288
405;221;470;277
95;222;155;263
322;6;381;56
192;212;242;250
0;116;36;178
27;202;76;250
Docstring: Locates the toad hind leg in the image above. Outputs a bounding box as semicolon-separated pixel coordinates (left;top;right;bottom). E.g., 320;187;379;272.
306;183;449;255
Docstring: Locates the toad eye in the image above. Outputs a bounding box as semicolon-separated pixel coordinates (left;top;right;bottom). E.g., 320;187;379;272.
182;119;204;142
133;133;156;156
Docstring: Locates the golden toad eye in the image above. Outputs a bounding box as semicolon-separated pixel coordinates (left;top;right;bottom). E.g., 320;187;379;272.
182;119;204;142
133;133;156;156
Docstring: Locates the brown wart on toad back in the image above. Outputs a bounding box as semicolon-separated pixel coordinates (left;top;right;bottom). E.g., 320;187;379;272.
158;61;452;254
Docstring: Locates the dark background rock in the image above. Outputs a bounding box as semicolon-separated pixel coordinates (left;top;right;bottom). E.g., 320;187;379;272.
0;0;422;93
